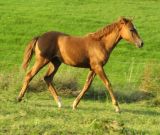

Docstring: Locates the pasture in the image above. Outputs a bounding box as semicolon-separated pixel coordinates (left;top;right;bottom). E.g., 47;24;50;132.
0;0;160;134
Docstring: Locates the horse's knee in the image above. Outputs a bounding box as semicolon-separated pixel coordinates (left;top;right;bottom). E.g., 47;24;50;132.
24;74;32;83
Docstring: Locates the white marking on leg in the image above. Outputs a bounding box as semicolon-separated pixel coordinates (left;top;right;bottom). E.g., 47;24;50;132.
72;100;77;110
57;96;62;108
115;105;120;113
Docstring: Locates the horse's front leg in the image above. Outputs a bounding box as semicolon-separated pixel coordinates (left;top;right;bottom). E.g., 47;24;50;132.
92;64;120;113
72;70;96;110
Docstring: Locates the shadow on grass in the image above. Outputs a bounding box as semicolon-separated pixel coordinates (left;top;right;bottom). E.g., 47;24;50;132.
26;79;155;104
0;71;155;105
27;76;79;93
70;87;154;104
123;108;160;116
27;79;47;93
115;90;154;103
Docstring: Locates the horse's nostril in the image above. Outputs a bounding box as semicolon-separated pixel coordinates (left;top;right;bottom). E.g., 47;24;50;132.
140;41;144;47
142;42;144;46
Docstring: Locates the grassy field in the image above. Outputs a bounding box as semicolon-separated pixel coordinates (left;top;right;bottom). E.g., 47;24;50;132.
0;0;160;134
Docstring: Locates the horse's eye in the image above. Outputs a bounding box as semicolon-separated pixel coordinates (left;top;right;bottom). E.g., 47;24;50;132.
130;29;135;32
130;28;136;32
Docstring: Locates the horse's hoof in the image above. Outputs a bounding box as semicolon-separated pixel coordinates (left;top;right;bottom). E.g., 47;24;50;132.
17;97;22;102
72;108;76;111
72;100;78;110
115;108;121;113
72;105;77;110
58;107;61;111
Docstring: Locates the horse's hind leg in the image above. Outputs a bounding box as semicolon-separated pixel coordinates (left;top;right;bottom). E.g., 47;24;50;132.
44;59;61;108
17;57;49;101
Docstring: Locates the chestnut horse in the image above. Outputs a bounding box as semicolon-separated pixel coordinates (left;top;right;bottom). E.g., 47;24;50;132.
17;17;143;112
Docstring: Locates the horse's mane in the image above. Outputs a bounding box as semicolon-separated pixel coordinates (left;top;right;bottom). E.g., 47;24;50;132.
88;22;119;40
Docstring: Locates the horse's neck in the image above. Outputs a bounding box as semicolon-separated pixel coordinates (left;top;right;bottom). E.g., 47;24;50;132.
102;29;121;53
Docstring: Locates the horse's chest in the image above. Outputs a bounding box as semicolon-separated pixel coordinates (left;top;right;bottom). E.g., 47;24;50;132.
91;48;109;65
99;52;109;65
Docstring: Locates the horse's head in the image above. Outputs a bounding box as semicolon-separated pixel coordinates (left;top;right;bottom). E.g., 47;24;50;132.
118;17;143;48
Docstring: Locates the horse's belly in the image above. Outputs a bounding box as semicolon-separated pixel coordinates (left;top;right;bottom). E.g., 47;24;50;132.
60;53;90;68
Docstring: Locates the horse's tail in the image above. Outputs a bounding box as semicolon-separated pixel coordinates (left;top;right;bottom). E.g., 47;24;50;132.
22;36;39;70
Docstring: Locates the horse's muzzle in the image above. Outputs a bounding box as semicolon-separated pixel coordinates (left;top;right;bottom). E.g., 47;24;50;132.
139;41;144;48
136;40;144;48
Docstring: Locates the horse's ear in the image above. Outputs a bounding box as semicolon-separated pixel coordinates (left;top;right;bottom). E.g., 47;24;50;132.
128;16;135;22
118;17;129;24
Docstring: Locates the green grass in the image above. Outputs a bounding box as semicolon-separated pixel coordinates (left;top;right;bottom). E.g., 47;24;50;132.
0;0;160;134
1;82;160;134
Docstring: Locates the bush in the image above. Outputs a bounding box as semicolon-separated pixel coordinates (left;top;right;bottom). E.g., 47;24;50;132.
139;61;160;95
139;61;160;106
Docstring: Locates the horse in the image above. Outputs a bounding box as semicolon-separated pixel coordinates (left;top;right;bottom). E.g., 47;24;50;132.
17;17;143;112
